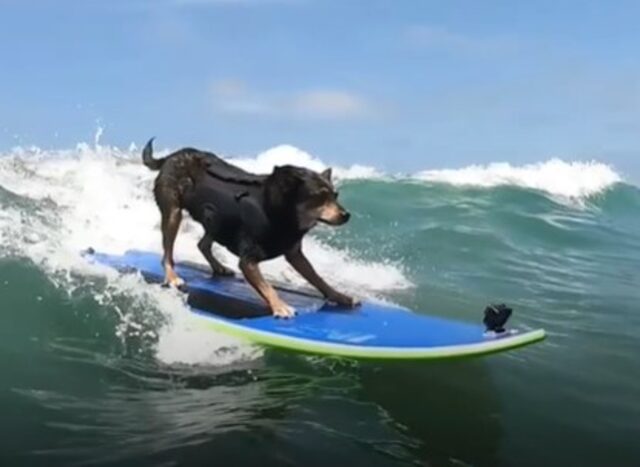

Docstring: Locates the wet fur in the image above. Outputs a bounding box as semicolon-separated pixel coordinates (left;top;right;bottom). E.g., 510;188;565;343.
142;138;359;318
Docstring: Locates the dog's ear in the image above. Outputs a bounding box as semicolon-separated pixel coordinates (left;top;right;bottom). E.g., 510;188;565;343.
265;165;302;212
273;165;298;179
321;168;332;182
272;165;299;182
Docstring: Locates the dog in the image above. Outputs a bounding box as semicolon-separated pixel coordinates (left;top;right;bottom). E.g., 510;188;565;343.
142;138;360;318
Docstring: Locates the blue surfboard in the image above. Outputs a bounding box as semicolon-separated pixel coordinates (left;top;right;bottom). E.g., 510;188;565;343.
84;249;545;360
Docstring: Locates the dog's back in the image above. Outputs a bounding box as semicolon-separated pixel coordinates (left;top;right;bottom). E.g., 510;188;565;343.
142;138;264;186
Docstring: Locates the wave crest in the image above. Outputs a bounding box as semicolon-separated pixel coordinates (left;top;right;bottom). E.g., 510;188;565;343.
229;144;382;181
414;159;622;199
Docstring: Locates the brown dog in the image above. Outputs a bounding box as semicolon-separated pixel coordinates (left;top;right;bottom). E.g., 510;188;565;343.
142;139;360;318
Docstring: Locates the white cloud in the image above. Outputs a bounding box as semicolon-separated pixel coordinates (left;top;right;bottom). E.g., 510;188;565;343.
211;79;248;98
171;0;301;6
290;90;370;119
404;25;516;55
210;79;274;116
210;79;374;120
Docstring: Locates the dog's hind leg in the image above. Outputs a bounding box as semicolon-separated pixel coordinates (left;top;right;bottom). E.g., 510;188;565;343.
197;233;234;277
160;206;184;288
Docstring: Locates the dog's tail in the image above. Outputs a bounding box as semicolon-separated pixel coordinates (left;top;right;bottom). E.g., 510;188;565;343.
142;137;165;171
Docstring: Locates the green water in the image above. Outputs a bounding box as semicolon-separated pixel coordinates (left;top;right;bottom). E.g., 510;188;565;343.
1;165;639;466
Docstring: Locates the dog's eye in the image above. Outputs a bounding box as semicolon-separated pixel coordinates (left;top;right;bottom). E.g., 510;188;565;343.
308;192;328;205
334;192;339;199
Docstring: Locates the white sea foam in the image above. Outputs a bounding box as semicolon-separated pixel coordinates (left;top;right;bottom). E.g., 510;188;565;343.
415;158;622;200
229;144;383;181
0;137;409;367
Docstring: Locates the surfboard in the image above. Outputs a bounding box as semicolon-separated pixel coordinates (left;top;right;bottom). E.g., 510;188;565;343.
84;249;546;360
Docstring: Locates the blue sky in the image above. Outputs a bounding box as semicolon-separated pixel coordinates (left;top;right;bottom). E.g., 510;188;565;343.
1;0;640;177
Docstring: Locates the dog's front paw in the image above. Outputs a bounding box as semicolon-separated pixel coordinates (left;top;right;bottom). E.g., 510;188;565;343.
271;301;296;319
327;292;360;308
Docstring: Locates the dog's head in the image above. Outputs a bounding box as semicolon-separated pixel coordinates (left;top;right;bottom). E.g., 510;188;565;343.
265;165;350;231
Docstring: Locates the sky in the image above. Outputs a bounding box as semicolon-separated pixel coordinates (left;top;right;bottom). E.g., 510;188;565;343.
1;0;640;178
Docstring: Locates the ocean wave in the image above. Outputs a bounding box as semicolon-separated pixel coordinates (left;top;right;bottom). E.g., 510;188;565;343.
414;159;622;200
230;145;625;202
6;139;624;199
0;140;410;366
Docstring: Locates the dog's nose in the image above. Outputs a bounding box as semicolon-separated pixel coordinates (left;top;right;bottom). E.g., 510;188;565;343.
342;211;351;223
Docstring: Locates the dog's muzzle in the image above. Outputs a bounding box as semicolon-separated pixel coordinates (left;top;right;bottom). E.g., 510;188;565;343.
319;210;350;226
332;209;350;225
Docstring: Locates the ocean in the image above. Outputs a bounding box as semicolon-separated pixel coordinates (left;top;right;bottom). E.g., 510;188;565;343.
0;138;638;467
